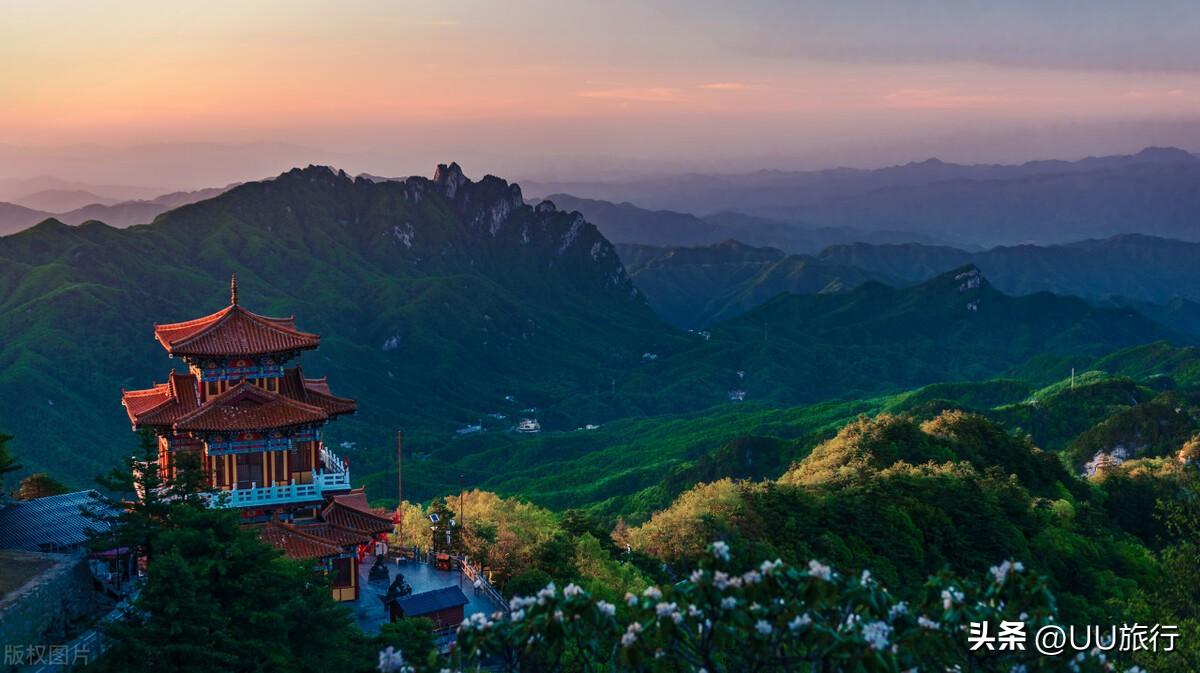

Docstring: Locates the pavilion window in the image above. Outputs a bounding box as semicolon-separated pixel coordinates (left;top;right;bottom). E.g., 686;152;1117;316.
273;452;287;484
331;557;354;588
235;452;263;489
212;455;229;488
289;444;313;484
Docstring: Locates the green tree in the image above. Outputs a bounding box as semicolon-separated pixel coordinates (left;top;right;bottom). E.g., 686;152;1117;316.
92;505;366;673
89;430;209;559
1119;468;1200;673
374;618;437;669
14;472;69;500
429;498;463;555
504;568;554;599
0;432;20;494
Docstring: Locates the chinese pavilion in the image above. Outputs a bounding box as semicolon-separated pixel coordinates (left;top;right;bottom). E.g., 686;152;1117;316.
121;276;391;600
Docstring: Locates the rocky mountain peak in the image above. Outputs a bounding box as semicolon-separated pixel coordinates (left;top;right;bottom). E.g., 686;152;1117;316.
433;162;468;198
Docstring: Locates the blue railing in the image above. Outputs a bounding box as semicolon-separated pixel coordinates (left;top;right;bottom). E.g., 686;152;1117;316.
208;445;350;508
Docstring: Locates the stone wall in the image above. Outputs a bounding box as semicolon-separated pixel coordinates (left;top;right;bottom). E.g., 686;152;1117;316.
0;550;97;670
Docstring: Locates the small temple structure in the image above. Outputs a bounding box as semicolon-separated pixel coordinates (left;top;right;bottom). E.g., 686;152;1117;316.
121;276;391;600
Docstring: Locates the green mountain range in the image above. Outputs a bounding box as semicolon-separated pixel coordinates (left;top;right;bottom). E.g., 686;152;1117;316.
616;239;899;328
615;265;1181;414
545;192;942;253
0;164;679;485
0;164;1191;509
818;234;1200;304
618;234;1200;334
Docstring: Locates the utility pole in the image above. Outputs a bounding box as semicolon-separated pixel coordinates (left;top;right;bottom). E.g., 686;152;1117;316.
396;430;403;548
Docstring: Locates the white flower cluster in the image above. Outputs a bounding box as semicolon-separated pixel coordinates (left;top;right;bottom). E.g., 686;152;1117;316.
597;600;616;617
710;540;731;561
988;560;1025;585
789;613;812;632
537;582;557;605
510;594;537;610
941;587;965;610
459;611;493;633
808;559;833;581
377;646;413;673
563;583;583;598
860;620;892;651
621;621;642;647
655;601;683;624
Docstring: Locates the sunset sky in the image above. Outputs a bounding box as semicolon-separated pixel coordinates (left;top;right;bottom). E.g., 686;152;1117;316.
3;0;1200;186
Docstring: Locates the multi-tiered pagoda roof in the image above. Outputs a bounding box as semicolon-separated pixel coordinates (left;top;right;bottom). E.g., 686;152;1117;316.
259;494;392;559
121;368;355;431
122;275;354;432
152;283;319;358
120;277;380;601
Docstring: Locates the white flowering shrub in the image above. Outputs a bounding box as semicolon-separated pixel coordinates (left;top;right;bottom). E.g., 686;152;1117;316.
385;543;1134;672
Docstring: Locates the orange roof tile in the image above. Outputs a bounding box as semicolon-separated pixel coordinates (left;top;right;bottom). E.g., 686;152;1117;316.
121;372;201;429
173;381;328;432
280;367;356;417
121;383;171;419
123;370;355;432
300;523;374;547
259;521;344;560
154;305;319;358
322;494;394;536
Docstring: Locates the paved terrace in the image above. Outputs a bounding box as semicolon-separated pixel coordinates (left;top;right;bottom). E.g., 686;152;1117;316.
351;555;502;634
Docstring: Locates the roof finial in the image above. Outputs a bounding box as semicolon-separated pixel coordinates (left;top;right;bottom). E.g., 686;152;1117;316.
230;273;238;306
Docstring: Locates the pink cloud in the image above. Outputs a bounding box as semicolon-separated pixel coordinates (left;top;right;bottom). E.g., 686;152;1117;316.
883;88;1007;109
699;82;754;91
576;87;685;102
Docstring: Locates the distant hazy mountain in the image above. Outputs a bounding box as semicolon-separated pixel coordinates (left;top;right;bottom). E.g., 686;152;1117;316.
617;240;899;328
11;189;118;212
525;147;1200;246
541;193;728;246
0;202;53;235
544;193;941;253
777;161;1200;246
525;147;1196;213
818;235;1200;304
0;184;238;235
0;175;163;203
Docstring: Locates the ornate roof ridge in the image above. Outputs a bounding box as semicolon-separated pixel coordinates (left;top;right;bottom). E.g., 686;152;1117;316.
172;380;328;428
